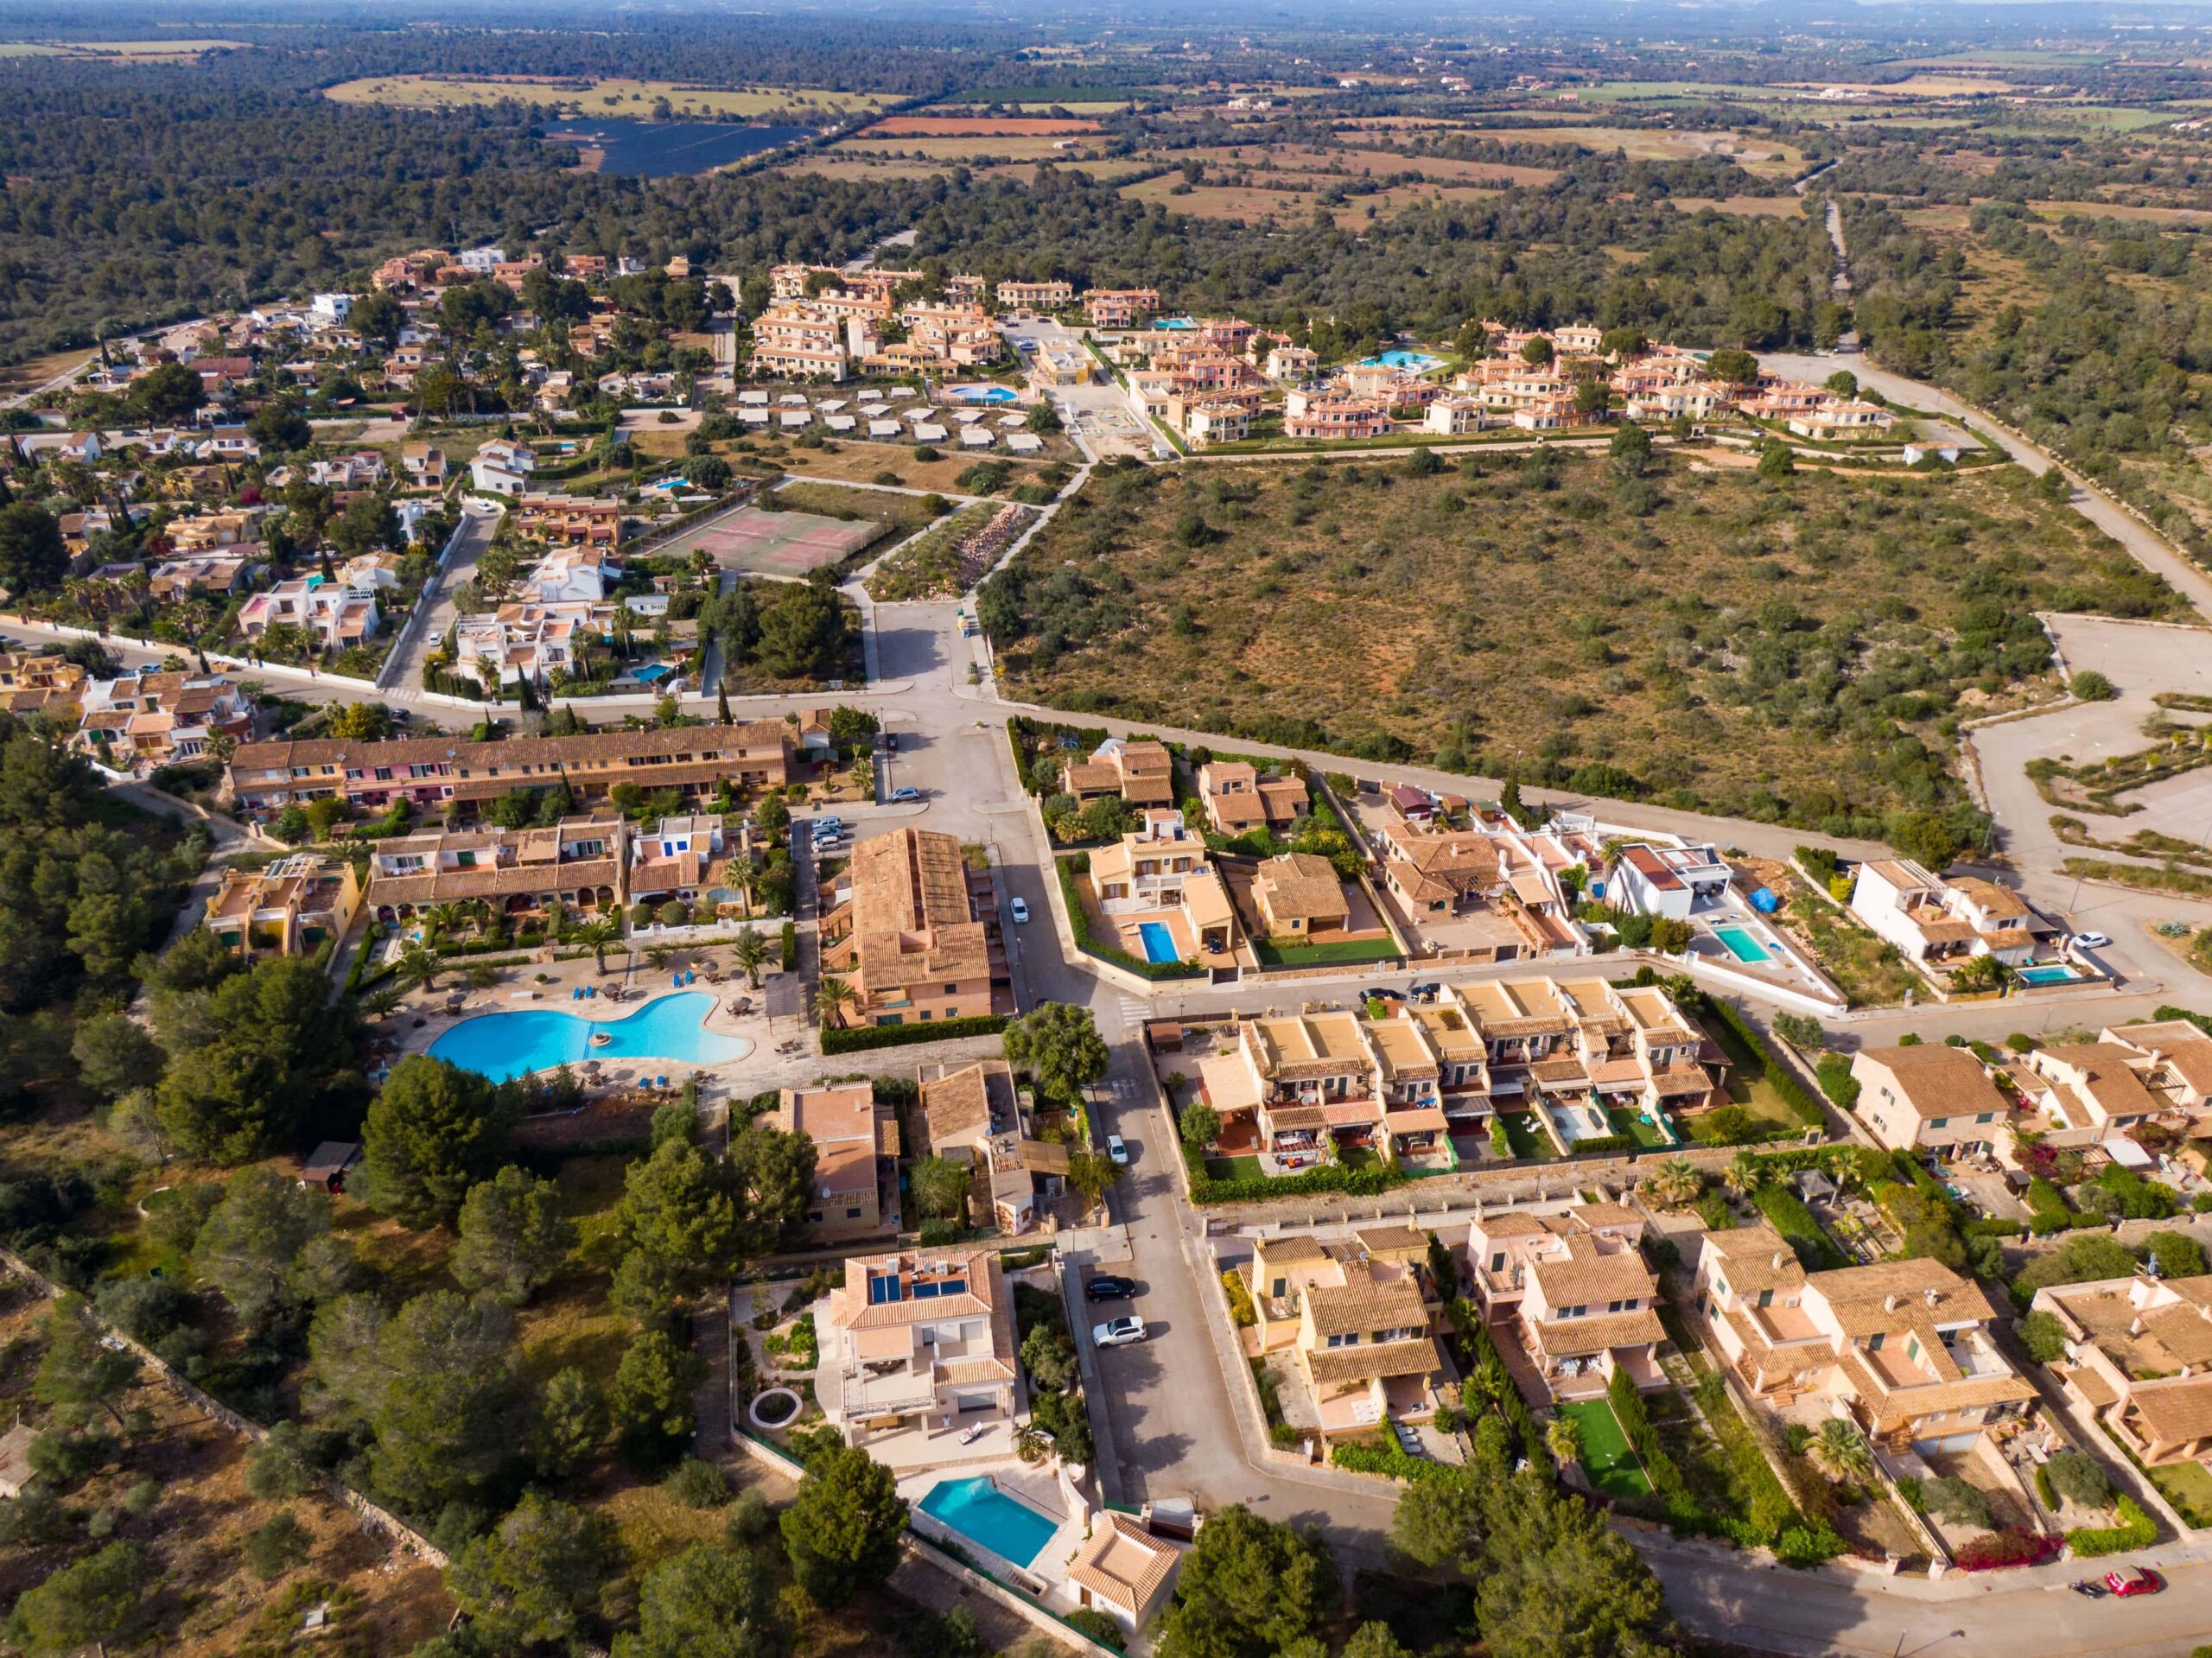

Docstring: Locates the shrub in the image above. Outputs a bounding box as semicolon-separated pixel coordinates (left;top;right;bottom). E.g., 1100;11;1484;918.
2021;1310;2069;1364
2043;1450;2113;1511
1922;1475;1993;1531
1190;1161;1409;1205
2065;1496;2155;1557
1332;1439;1471;1485
1706;1000;1826;1127
1751;1184;1847;1271
1220;1271;1256;1327
1953;1528;2060;1571
779;919;797;970
1065;1608;1127;1651
819;1015;1008;1054
667;1457;732;1509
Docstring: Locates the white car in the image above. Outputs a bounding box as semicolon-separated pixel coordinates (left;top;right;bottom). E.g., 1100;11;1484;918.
1092;1315;1146;1348
2073;932;2111;950
1009;897;1030;924
1106;1133;1128;1166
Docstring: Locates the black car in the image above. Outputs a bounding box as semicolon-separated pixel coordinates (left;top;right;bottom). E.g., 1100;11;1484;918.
1407;981;1440;1003
1084;1274;1138;1301
1360;986;1405;1003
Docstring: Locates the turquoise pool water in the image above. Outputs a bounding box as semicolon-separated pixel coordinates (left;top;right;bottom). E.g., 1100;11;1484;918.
426;991;747;1083
1137;921;1179;964
1714;925;1772;964
1152;316;1197;329
918;1477;1058;1568
948;384;1017;403
2017;964;2082;986
1363;349;1442;371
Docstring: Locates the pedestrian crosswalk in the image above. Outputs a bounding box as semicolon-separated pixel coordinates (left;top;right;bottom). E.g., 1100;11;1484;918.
1116;994;1151;1029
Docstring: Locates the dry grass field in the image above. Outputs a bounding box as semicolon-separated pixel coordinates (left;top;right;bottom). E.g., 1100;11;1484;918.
1174;143;1563;187
1117;175;1503;226
982;453;2179;823
0;345;93;395
857;115;1103;137
1455;125;1803;174
833;133;1097;162
1671;195;1808;217
0;37;246;60
323;76;888;116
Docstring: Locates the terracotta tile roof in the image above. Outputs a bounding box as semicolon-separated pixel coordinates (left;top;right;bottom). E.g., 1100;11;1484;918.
1252;852;1349;926
1860;1045;2007;1121
1303;1335;1442;1385
1530;1237;1656;1309
1531;1307;1666;1358
1302;1264;1426;1339
2125;1373;2212;1444
1068;1513;1180;1611
841;827;989;991
232;721;792;782
1702;1224;1808;1296
919;1058;1016;1155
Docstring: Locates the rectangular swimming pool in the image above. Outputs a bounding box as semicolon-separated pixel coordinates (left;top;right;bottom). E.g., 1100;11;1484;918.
918;1477;1058;1569
2016;963;2083;986
1713;925;1772;964
1137;920;1180;964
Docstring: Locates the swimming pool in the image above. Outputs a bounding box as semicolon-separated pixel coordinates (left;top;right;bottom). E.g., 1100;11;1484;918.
426;991;748;1083
1152;316;1197;330
947;384;1017;403
2017;963;2083;986
1137;920;1180;964
632;664;673;683
1713;925;1773;964
918;1477;1058;1569
1362;349;1442;372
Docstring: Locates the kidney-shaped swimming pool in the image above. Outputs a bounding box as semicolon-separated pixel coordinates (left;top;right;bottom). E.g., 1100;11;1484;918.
427;991;749;1083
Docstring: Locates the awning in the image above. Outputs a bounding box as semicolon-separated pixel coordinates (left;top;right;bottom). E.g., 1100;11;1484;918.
1386;1107;1451;1134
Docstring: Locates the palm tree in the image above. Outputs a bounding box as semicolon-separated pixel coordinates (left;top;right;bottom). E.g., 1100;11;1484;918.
645;944;674;974
730;925;769;990
1722;1150;1768;1198
363;988;405;1022
1545;1413;1585;1466
573;916;621;975
421;903;461;944
1950;953;2005;994
1807;1417;1873;1485
395;943;442;995
817;975;858;1030
1644;1156;1704;1209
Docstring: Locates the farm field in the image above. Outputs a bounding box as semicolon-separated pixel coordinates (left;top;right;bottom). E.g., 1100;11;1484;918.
1670;194;1808;217
980;453;2180;826
0;345;92;397
1454;126;1803;173
322;75;890;115
1117;175;1503;226
856;114;1103;137
1173;143;1564;186
834;133;1100;162
0;36;247;60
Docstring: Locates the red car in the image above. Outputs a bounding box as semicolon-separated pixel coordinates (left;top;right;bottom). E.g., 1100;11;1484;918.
2105;1566;2163;1598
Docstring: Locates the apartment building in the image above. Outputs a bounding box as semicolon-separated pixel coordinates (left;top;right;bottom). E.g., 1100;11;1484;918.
818;826;998;1027
816;1248;1022;1457
364;815;626;921
995;279;1074;309
1082;288;1160;327
1623;380;1728;422
201;854;362;959
227;721;793;821
2031;1272;2212;1469
448;601;612;688
1196;1009;1455;1171
1848;1044;2012;1157
1789;401;1894;438
512;493;625;550
627;813;741;907
73;669;252;772
1425;397;1486;435
1059;738;1174;808
1247;1229;1446;1436
750;305;850;380
1184;403;1251;447
898;303;1003;368
1467;1201;1663;1401
1263;344;1320;382
1848;859;2052;968
1195;760;1308;835
1281;392;1393;441
772;1083;898;1243
0;651;86;721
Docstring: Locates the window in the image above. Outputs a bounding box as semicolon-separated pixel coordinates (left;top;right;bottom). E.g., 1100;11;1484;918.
1867;1331;1885;1352
1325;1332;1361;1348
1757;1289;1772;1310
1927;1116;1946;1129
944;984;958;995
1976;1112;1995;1124
1491;1253;1506;1274
845;1207;862;1219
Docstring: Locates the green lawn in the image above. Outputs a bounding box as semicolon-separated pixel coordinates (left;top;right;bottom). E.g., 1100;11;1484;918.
1699;1014;1808;1130
1205;1154;1267;1181
2144;1453;2212;1528
1608;1107;1671;1148
1251;934;1403;969
1560;1399;1651;1499
1500;1110;1555;1161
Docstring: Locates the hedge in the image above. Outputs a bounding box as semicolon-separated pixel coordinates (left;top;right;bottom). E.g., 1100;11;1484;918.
779;920;797;971
1055;856;1204;981
2064;1496;2157;1557
1443;1298;1548;1470
1564;1133;1640;1157
1332;1440;1471;1486
1751;1184;1849;1272
1704;1000;1827;1128
344;921;388;995
818;1015;1008;1054
1188;1155;1411;1206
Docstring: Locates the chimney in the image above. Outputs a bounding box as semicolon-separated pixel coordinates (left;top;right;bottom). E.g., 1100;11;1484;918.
1884;1293;1901;1314
1772;1252;1789;1273
1923;1286;1941;1308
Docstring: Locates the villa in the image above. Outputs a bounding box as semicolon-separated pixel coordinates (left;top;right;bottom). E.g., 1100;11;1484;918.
201;854;362;959
226;721;794;821
1467;1201;1664;1401
1195;1010;1456;1172
1249;851;1351;943
1088;810;1239;967
364;815;626;923
238;575;381;652
1847;859;2054;969
1848;1044;2012;1158
1067;1513;1181;1636
1196;760;1309;835
915;1058;1062;1233
2031;1272;2212;1469
2018;1042;2162;1140
815;1248;1024;1457
772;1083;899;1243
512;494;625;550
1248;1229;1448;1438
2101;1020;2212;1112
448;601;613;688
1605;842;1732;919
1060;738;1175;809
72;669;251;772
818;827;1001;1027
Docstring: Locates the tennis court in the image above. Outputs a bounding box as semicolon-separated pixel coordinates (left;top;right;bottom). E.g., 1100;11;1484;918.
655;503;880;575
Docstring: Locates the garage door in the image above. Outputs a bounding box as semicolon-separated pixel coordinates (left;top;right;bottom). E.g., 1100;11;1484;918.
953;1390;998;1414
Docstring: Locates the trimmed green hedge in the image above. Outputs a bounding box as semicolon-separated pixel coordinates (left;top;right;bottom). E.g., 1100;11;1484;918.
819;1015;1008;1054
2065;1496;2156;1557
1188;1154;1411;1205
1055;856;1204;981
1751;1183;1848;1272
1705;1001;1827;1128
779;920;798;972
1332;1440;1471;1485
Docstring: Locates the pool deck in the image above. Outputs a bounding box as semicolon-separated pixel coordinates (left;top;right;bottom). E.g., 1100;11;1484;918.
899;1460;1089;1599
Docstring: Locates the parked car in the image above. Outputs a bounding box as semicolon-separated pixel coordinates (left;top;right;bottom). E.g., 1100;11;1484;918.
1107;1133;1128;1165
1407;981;1440;1003
2072;931;2111;950
890;786;922;803
1092;1315;1146;1348
2105;1567;2162;1598
813;816;843;834
1009;897;1030;924
883;732;899;753
2069;1580;2107;1598
1360;986;1404;1003
1084;1274;1137;1301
